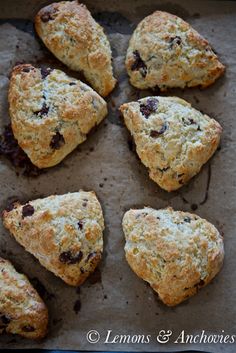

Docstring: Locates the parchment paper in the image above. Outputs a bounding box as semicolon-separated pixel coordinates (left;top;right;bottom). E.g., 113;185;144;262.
0;0;235;352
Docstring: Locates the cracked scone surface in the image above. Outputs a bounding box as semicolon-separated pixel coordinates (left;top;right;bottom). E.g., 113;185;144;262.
120;96;222;191
8;64;107;169
126;11;225;90
3;192;104;286
123;207;224;306
0;257;48;339
35;1;116;97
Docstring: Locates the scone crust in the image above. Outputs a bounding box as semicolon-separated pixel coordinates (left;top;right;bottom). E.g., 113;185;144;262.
120;96;222;191
35;1;116;97
8;64;108;169
126;11;225;90
0;257;48;339
123;207;224;306
3;192;104;286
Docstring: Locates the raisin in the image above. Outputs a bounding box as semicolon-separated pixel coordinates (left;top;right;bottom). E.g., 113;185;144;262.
170;36;182;49
150;123;167;138
140;98;158;118
34;102;49;117
22;204;34;218
69;82;76;86
131;50;147;77
50;132;65;150
184;216;191;223
22;325;35;332
59;251;83;265
40;67;53;79
77;221;83;230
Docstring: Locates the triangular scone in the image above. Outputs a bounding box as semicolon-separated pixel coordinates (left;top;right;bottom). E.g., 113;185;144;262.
120;96;222;191
126;11;225;90
3;192;104;286
123;207;224;306
35;1;116;97
8;64;107;169
0;257;48;339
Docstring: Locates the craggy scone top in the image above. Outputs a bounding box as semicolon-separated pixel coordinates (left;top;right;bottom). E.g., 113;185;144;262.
8;64;107;169
123;207;224;306
126;11;225;90
35;1;117;97
120;96;222;191
0;257;48;339
3;192;104;286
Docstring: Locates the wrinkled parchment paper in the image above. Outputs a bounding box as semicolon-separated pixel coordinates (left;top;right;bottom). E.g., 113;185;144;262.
0;0;235;352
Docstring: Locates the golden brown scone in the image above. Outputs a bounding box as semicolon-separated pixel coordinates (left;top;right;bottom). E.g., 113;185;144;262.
126;11;225;90
3;192;104;286
8;64;108;169
123;207;224;306
120;96;222;191
35;1;116;97
0;257;48;339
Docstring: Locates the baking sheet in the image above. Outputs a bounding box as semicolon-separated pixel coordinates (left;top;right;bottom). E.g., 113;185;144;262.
0;0;235;352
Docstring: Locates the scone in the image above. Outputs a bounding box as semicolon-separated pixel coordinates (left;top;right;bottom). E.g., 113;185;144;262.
3;192;104;286
120;96;222;191
126;11;225;90
35;1;116;97
123;207;224;306
8;64;107;169
0;257;48;339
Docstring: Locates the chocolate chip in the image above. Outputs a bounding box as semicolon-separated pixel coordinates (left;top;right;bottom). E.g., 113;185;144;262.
22;204;34;218
140;98;158;118
69;82;76;86
34;102;49;117
22;325;35;332
59;251;83;265
184;216;191;223
50;132;65;150
150;123;168;138
131;50;147;77
170;36;182;49
77;221;83;230
40;67;52;79
1;315;11;325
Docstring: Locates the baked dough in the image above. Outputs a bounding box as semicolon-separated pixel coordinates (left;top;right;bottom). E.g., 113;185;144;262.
3;192;104;286
35;1;116;97
8;64;107;169
120;96;222;191
0;257;48;339
123;207;224;306
126;11;225;90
